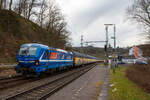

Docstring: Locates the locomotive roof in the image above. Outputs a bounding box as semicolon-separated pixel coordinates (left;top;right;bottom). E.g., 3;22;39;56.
21;43;49;49
21;43;72;54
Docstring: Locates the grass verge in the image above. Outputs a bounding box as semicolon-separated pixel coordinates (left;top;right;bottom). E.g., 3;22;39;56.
109;67;150;100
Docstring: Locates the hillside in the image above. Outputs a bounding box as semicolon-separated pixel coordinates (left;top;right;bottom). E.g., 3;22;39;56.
0;10;64;63
73;46;131;59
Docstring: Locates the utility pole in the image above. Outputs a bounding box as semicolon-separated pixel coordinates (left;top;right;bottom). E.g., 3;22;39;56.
110;24;116;54
114;24;116;52
109;24;117;73
81;35;83;53
105;26;108;58
113;24;117;69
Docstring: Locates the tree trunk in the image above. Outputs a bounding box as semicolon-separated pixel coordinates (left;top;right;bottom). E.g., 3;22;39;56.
3;0;6;9
22;0;28;18
0;0;3;10
9;0;13;10
18;0;22;15
27;0;35;20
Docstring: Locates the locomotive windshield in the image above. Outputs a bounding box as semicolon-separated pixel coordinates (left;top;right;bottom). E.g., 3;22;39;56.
19;47;37;56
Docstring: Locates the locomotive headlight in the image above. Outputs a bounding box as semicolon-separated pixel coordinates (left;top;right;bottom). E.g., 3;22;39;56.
35;61;39;66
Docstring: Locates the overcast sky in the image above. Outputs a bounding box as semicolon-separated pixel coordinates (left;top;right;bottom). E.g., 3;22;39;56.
56;0;147;47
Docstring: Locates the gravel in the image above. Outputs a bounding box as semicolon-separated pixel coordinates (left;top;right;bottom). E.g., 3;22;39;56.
0;68;16;78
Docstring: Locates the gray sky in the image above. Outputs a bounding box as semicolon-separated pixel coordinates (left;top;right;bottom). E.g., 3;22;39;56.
56;0;147;47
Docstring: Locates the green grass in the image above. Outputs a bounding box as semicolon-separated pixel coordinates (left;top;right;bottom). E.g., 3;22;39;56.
109;67;150;100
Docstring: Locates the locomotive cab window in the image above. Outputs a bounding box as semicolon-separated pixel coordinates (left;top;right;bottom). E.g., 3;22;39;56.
19;47;37;56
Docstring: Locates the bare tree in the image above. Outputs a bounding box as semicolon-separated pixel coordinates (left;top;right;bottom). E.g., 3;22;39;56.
44;0;70;47
16;0;23;15
37;0;48;27
14;0;36;19
22;0;28;18
14;0;29;18
3;0;71;47
27;0;36;20
127;0;150;39
46;2;63;32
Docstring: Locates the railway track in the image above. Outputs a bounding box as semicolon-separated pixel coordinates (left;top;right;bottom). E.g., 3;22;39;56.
4;64;96;100
0;75;21;81
0;68;74;91
0;76;36;90
0;75;24;90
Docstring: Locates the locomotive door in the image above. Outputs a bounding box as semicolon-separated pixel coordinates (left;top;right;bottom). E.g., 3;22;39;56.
45;50;50;66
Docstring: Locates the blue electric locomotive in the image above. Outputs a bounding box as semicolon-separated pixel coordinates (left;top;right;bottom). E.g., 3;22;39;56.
15;43;73;75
